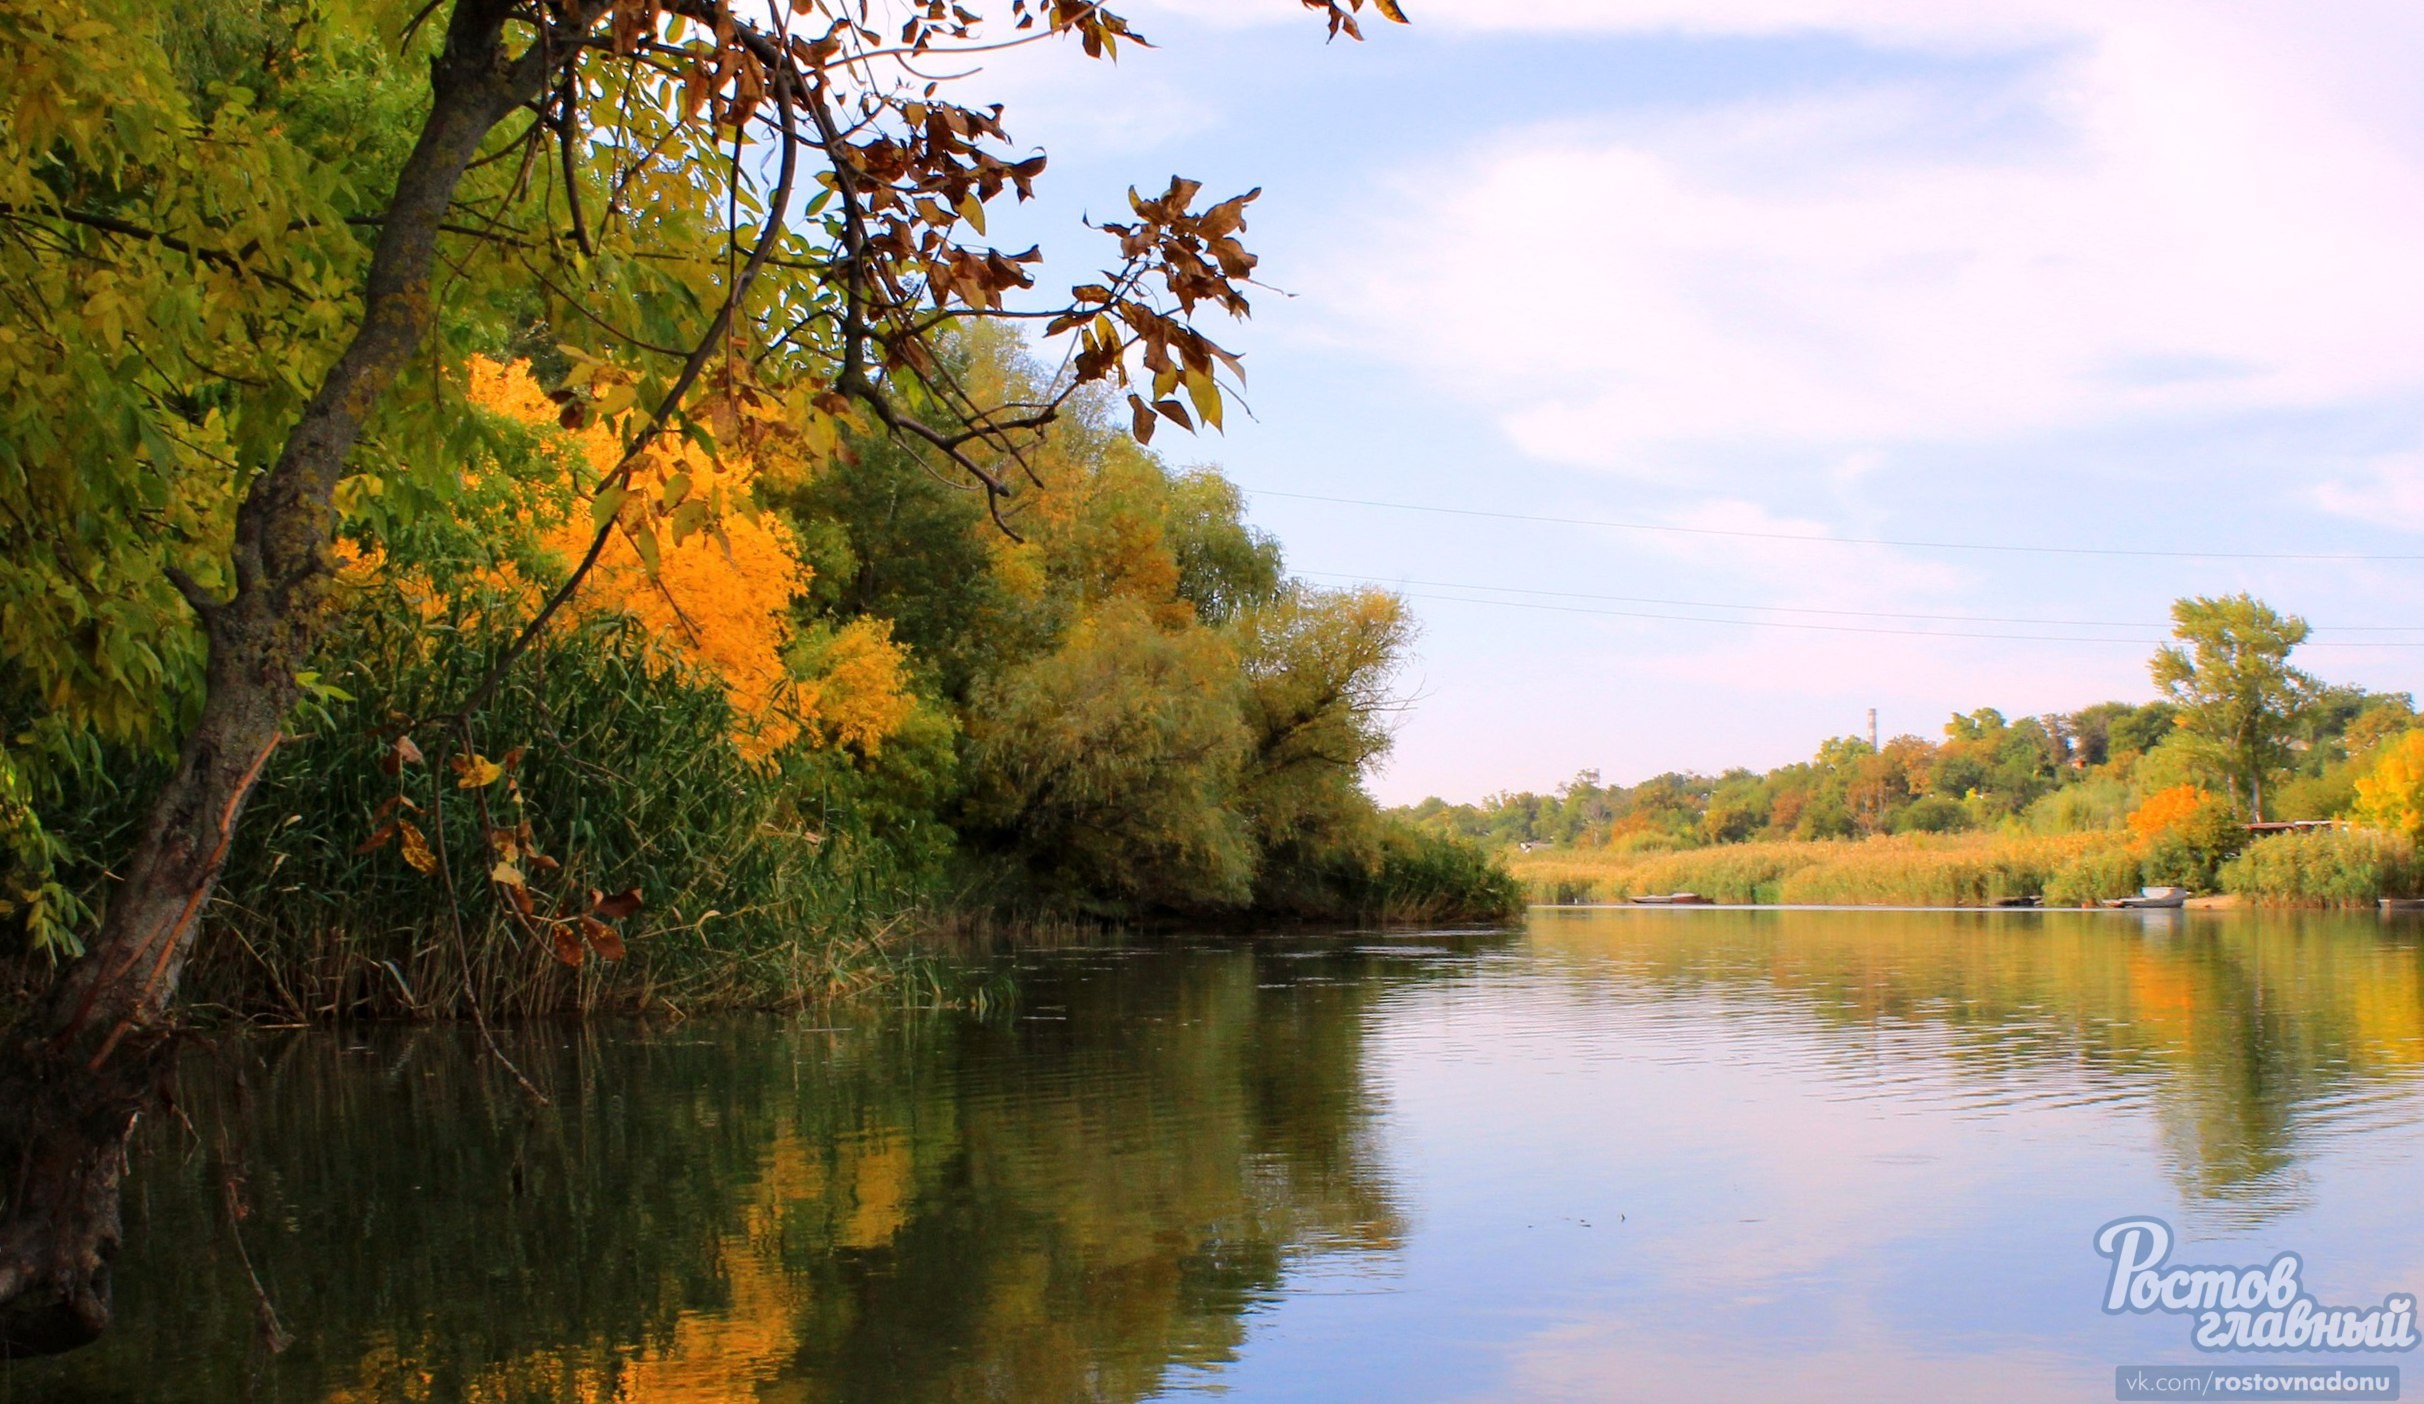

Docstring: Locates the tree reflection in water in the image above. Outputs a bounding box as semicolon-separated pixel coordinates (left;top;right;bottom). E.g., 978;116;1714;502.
1526;908;2424;1217
3;936;1468;1404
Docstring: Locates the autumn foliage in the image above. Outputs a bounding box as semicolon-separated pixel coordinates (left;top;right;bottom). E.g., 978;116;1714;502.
464;358;911;762
2128;784;2218;845
2353;731;2424;843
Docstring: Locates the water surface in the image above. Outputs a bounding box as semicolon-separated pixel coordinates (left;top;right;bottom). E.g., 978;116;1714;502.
9;908;2424;1401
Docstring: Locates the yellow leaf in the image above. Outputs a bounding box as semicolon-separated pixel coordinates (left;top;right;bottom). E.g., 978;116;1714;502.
453;754;503;788
397;821;438;875
1183;368;1223;432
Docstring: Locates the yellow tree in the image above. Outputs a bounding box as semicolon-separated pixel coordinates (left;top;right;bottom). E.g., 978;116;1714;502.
2353;732;2424;843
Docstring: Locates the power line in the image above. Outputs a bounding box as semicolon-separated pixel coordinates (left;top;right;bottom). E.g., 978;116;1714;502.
1243;486;2424;563
1297;571;2147;628
1294;570;2424;635
1386;590;2167;643
1354;588;2424;648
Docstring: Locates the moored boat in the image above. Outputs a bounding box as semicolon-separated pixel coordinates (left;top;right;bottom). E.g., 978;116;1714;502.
2101;886;2187;910
1630;892;1712;906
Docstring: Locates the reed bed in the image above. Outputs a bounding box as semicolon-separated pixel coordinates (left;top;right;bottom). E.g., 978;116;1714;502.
143;607;956;1024
2219;830;2419;906
1512;831;2130;907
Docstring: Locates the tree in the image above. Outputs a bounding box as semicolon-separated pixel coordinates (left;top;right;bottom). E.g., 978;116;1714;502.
2148;594;2320;821
0;0;1407;1354
2352;731;2424;843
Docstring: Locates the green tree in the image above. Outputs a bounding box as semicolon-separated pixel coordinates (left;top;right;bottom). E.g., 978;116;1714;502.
2149;594;2320;820
962;599;1255;911
0;0;1405;1354
1231;584;1410;896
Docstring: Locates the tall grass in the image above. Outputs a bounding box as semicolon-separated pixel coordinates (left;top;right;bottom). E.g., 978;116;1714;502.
2219;830;2419;906
1361;822;1524;924
1512;831;2129;907
151;605;949;1022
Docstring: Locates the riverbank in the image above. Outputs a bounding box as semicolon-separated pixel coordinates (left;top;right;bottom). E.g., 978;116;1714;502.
1509;827;2419;909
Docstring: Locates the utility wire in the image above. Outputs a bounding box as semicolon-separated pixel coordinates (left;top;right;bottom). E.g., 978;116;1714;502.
1350;588;2424;648
1243;487;2424;563
1387;591;2168;644
1293;570;2424;634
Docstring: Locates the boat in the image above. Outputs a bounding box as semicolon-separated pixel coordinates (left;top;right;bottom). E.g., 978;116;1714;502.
2101;886;2188;910
1993;895;2043;909
1629;892;1712;906
2381;898;2424;914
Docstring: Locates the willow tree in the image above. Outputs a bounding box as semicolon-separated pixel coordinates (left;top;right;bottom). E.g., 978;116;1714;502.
0;0;1406;1355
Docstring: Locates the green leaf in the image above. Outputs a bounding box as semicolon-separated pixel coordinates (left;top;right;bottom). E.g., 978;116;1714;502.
591;482;630;530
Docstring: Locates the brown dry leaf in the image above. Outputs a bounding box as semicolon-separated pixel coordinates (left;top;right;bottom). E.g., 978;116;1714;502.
548;922;586;967
394;735;423;766
580;915;627;961
590;887;644;920
353;822;398;856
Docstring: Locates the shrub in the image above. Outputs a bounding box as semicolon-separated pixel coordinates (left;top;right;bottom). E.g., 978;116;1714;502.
2219;829;2418;906
1893;795;1970;834
2122;783;2244;890
2045;847;2143;906
2024;776;2132;835
1364;823;1524;924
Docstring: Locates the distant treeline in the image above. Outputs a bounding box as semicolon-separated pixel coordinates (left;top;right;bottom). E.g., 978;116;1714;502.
1402;691;2415;853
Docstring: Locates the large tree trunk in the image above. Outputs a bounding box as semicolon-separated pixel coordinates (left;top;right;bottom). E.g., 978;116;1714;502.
0;2;549;1357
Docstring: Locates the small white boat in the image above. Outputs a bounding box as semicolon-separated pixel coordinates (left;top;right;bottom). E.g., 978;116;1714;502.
1629;892;1712;906
2102;886;2188;910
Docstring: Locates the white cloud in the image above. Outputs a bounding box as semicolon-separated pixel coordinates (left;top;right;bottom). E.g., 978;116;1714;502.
2315;455;2424;533
1314;4;2424;474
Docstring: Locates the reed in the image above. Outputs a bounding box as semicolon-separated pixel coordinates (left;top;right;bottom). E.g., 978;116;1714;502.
2219;829;2419;906
1511;831;2129;907
138;603;953;1023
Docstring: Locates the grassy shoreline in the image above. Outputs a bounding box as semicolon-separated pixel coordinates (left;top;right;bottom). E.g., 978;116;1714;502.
1511;828;2418;910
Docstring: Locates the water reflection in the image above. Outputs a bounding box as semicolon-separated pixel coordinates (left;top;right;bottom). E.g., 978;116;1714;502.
5;936;1480;1404
1522;908;2424;1215
7;913;2424;1403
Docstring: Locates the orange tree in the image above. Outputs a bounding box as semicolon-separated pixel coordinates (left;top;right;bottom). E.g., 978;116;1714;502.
0;0;1405;1355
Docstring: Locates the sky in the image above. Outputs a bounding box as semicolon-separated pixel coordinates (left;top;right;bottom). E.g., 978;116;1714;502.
955;0;2424;805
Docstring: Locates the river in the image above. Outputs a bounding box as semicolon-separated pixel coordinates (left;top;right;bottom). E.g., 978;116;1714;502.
9;907;2424;1402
